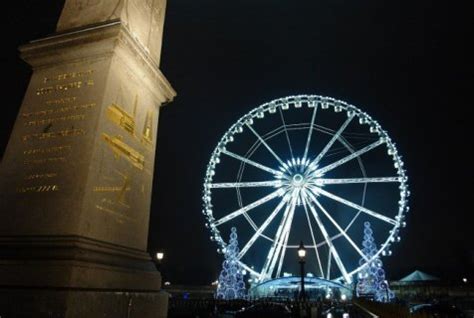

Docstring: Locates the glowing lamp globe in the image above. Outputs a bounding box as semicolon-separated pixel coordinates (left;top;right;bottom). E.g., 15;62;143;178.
298;241;307;260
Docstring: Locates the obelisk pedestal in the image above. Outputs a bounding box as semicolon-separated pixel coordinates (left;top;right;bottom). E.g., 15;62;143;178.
0;1;175;317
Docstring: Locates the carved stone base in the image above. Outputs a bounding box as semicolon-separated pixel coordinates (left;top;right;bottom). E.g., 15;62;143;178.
0;235;162;290
0;236;168;317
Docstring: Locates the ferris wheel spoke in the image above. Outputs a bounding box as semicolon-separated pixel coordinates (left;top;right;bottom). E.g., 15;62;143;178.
209;180;282;189
243;213;259;231
306;192;369;262
303;195;352;283
315;139;384;176
221;149;281;175
213;189;284;227
311;114;354;167
246;123;286;167
279;107;295;159
302;199;324;277
238;199;287;260
311;186;398;226
315;176;401;185
303;104;319;161
259;195;296;281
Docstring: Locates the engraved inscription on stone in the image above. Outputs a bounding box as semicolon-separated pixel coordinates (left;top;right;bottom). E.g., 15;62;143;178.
15;68;97;194
93;168;136;224
22;102;96;118
17;184;59;193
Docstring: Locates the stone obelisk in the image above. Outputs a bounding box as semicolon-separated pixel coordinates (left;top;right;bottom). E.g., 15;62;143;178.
0;0;175;316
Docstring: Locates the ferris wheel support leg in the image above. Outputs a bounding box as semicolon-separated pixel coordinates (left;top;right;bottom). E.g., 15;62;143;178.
327;249;332;280
275;196;299;278
259;200;292;281
275;228;290;278
302;200;324;277
304;196;352;284
259;196;296;281
306;191;369;262
267;197;296;280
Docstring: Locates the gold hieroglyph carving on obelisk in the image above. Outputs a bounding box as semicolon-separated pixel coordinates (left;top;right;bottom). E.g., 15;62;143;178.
0;0;175;317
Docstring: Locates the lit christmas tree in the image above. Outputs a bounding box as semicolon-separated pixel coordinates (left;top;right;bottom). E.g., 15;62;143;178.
356;222;394;302
215;227;246;299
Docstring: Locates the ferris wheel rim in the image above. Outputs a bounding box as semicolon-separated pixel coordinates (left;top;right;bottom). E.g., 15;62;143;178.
203;94;409;284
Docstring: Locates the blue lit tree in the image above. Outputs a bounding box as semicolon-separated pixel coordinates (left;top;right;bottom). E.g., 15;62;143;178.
356;222;394;302
215;227;246;299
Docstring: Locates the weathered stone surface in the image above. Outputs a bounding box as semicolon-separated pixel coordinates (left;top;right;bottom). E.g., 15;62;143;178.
0;235;162;290
57;0;167;66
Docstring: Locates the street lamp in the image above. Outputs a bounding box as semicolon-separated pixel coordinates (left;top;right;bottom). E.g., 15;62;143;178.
298;241;307;301
156;252;164;262
155;251;164;270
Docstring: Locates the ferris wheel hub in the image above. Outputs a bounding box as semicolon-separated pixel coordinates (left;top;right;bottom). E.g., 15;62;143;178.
278;158;322;193
291;174;304;186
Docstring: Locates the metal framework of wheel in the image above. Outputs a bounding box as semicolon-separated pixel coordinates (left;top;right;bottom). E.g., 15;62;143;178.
203;95;409;284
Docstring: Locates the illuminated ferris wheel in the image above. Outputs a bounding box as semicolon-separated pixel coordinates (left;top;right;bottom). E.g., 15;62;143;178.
202;95;409;284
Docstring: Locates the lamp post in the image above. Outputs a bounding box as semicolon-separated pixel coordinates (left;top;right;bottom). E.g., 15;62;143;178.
155;251;164;271
297;241;307;301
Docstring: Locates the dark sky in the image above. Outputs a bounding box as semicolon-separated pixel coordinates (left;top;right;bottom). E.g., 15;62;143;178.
1;1;473;285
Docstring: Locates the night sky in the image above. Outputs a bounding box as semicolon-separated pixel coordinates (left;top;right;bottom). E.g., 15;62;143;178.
1;1;473;285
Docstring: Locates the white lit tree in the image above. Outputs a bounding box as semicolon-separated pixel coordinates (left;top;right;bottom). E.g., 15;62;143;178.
215;227;246;299
356;222;394;302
